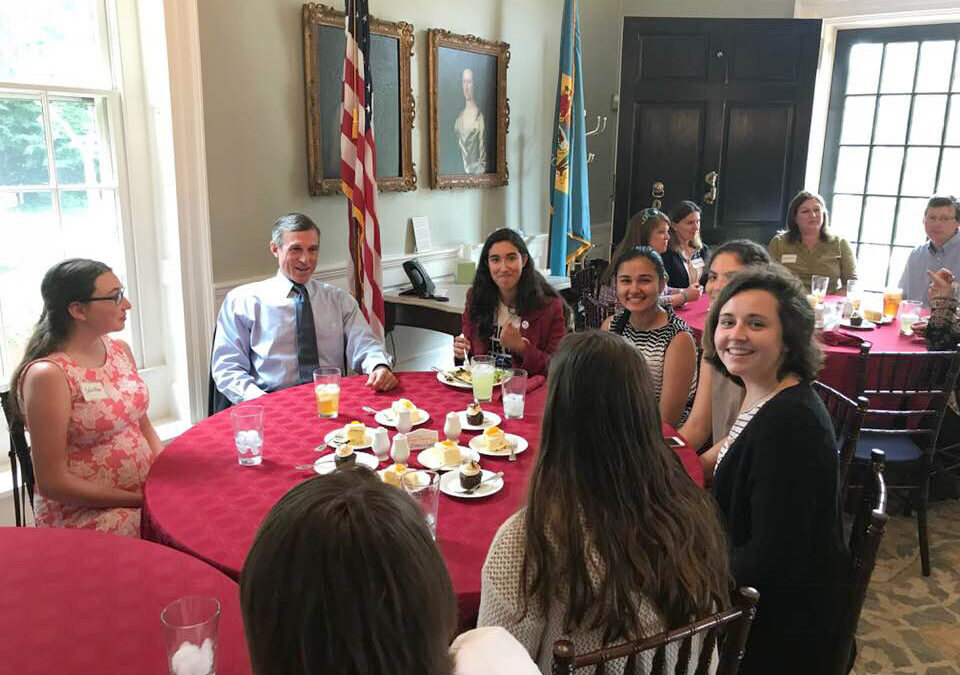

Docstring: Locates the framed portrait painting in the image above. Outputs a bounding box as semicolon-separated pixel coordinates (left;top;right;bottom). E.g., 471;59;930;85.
302;3;416;195
427;29;509;189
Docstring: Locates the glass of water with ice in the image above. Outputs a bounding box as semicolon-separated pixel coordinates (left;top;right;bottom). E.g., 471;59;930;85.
230;405;264;466
502;368;528;419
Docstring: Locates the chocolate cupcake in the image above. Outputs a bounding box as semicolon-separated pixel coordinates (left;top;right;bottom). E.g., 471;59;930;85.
466;400;484;426
334;445;356;469
459;460;482;490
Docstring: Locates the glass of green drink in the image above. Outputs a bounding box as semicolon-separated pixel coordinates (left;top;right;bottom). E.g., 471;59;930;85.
471;355;495;402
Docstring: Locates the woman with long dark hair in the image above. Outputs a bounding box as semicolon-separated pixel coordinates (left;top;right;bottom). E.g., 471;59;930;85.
477;331;730;673
241;469;539;675
602;246;697;426
453;228;567;376
662;200;709;291
767;190;857;293
702;265;849;674
9;259;163;536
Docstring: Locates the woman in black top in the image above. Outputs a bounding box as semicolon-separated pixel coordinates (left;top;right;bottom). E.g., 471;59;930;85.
701;266;849;675
662;201;709;290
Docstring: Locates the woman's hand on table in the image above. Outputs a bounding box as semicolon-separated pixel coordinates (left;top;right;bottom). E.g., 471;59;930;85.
367;365;398;392
912;320;928;338
453;333;472;361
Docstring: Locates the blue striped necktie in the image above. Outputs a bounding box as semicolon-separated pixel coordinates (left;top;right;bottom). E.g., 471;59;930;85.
292;283;319;384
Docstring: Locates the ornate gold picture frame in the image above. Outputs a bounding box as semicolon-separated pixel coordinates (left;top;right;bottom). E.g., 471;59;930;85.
302;3;416;195
427;29;509;189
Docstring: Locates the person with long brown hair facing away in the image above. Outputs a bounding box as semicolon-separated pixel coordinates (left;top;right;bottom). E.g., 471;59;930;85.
602;246;697;426
702;265;849;674
477;331;730;674
240;468;539;675
9;259;164;536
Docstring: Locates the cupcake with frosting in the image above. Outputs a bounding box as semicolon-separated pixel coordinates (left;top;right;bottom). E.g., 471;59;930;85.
459;460;482;490
334;445;356;468
466;400;484;426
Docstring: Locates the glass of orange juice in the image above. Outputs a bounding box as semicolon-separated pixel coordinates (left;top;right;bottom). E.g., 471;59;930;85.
882;287;902;319
313;367;341;418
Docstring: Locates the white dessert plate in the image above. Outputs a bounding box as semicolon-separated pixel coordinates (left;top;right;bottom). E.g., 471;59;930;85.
417;445;480;471
839;319;876;330
313;451;378;475
469;433;528;457
322;427;374;450
440;469;504;499
457;409;502;431
374;408;430;428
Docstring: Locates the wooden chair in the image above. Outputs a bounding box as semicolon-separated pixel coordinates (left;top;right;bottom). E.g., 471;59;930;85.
552;587;760;675
813;380;868;507
830;449;888;675
852;343;960;575
0;389;35;526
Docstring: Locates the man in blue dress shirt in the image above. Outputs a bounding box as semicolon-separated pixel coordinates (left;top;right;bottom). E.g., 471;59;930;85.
212;213;397;403
899;196;960;303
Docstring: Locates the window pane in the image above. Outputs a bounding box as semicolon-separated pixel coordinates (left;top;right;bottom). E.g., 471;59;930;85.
50;97;114;186
0;266;45;380
60;190;124;269
915;41;955;93
880;42;918;94
945;95;960;145
874;95;910;145
901;147;939;196
909;95;947;145
0;1;110;88
830;194;863;242
840;96;876;145
866;146;904;195
847;43;883;95
0;191;61;277
888;247;913;288
0;96;49;187
895;197;931;246
860;196;896;244
856;244;891;288
937;148;960;194
835;147;870;193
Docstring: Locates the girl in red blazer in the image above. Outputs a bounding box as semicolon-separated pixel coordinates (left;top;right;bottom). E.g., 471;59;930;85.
453;229;568;376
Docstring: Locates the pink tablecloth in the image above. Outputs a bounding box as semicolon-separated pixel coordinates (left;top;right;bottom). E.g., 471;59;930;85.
0;527;250;675
676;295;928;394
143;371;702;622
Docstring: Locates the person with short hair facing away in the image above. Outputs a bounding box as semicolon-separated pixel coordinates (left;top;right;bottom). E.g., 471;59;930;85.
212;212;396;404
602;246;697;426
600;208;702;310
767;190;857;293
662;200;709;293
678;240;771;464
9;259;164;536
477;331;730;674
239;468;539;675
899;195;960;303
454;228;568;376
701;266;849;675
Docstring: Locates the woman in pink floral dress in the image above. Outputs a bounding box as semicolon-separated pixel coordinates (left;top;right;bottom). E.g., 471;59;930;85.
9;259;163;537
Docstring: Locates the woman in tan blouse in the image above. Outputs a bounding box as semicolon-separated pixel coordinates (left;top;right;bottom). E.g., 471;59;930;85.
767;191;857;293
477;331;730;674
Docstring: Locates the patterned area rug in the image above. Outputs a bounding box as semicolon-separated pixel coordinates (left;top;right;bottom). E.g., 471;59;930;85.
853;499;960;675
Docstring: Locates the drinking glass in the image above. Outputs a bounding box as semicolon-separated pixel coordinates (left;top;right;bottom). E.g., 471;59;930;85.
401;470;440;539
821;300;842;330
313;367;341;419
811;275;829;301
899;300;923;335
501;368;528;419
846;279;861;310
883;287;903;319
161;596;220;675
230;405;264;466
471;355;495;403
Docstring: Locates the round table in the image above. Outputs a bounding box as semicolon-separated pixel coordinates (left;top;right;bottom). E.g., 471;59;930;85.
143;371;703;622
676;295;928;394
0;527;251;675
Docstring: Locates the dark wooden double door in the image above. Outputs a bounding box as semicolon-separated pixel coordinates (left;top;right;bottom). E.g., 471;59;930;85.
613;18;822;247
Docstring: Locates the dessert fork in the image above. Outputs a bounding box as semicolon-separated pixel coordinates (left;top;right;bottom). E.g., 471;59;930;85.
462;471;504;494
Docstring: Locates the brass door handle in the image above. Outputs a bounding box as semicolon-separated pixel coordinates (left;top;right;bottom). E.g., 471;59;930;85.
652;180;665;209
704;171;719;205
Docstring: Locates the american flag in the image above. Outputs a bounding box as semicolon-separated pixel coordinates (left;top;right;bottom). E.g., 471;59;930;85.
340;0;384;340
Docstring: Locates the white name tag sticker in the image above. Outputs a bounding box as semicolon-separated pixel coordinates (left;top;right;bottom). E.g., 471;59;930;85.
781;254;798;264
80;381;108;401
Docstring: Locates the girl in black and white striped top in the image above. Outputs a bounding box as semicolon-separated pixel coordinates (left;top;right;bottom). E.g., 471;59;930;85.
602;246;697;427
